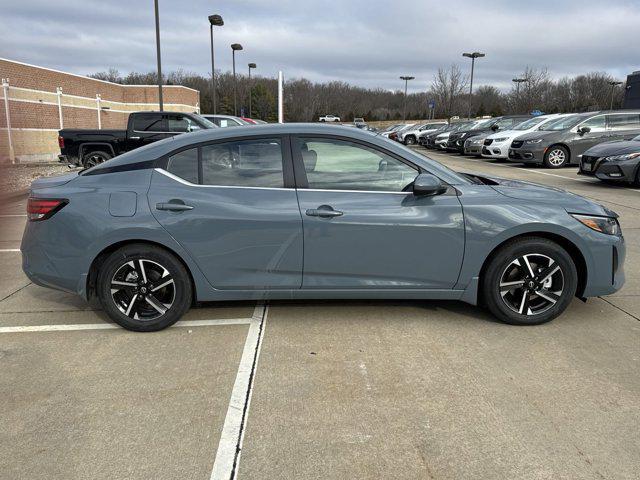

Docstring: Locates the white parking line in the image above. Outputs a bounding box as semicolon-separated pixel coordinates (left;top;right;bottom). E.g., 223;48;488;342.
0;317;252;333
0;249;20;253
210;303;267;480
0;214;27;218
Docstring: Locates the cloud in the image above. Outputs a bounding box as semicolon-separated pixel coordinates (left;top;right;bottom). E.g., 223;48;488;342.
1;0;638;92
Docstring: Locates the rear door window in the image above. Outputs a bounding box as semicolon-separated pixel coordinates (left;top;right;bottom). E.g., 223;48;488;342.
132;114;166;132
607;114;640;131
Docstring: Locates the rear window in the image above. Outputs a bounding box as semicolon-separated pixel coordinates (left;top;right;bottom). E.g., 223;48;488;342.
132;114;166;132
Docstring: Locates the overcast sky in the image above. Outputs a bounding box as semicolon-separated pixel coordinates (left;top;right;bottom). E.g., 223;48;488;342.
1;0;638;92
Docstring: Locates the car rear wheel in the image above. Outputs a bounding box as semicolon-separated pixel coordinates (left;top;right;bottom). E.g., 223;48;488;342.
97;244;193;331
543;146;568;168
482;238;577;325
83;150;112;167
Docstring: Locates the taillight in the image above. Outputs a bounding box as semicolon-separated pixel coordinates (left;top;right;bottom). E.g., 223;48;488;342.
27;198;68;221
58;135;65;149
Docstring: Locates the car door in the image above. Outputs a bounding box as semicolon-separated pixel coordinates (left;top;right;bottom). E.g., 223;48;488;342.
606;113;640;141
128;113;171;150
570;114;609;159
148;135;303;289
292;136;465;289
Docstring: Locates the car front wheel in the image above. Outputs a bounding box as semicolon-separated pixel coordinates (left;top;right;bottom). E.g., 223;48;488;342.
482;237;577;325
543;146;569;168
404;135;416;145
97;244;193;331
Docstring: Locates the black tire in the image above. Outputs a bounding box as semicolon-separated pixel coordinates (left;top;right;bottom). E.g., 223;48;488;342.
404;135;416;145
83;150;112;168
543;145;569;168
97;244;193;332
482;237;577;326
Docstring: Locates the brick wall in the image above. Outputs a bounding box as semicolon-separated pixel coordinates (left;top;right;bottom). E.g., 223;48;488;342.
0;58;200;163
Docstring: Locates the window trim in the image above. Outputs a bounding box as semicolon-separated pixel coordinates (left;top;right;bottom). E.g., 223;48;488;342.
162;134;294;189
290;134;425;192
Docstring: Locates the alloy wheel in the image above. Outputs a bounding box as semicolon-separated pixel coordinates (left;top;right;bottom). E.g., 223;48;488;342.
499;253;564;316
85;154;106;167
547;149;566;167
110;259;175;321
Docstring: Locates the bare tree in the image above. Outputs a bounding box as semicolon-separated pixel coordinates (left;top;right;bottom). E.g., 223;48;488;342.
431;65;468;118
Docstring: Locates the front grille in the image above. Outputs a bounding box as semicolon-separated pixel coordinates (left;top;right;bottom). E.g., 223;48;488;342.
511;140;524;149
484;139;493;146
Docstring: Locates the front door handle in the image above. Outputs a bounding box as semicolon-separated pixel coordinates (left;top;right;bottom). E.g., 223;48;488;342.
156;201;194;212
305;206;343;218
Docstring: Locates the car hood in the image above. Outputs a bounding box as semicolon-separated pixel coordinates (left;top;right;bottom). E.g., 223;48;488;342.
30;171;79;190
583;140;640;157
469;173;614;216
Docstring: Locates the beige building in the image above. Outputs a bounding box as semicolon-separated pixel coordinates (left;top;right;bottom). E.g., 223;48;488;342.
0;58;200;163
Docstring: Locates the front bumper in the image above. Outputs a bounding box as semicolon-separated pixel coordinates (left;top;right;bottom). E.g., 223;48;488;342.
507;146;546;164
481;144;509;159
579;157;638;183
582;232;626;297
464;143;484;155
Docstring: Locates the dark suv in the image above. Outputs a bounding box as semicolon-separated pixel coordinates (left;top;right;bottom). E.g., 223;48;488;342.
508;111;640;168
446;116;532;154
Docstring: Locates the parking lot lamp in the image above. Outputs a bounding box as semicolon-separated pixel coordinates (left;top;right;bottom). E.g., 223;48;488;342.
462;52;485;119
512;77;528;113
154;0;163;111
231;44;243;116
248;63;256;118
608;80;623;110
208;14;224;114
399;76;415;121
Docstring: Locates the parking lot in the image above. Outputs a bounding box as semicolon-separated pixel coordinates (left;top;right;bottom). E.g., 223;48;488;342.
1;151;639;480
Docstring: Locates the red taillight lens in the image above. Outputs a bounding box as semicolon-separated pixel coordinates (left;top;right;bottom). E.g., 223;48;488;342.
27;198;68;221
58;135;65;149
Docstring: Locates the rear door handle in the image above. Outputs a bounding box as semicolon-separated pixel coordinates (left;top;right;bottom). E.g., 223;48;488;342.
305;206;343;218
156;201;194;212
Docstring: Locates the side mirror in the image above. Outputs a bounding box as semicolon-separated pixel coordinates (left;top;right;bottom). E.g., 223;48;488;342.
577;126;591;135
188;124;201;132
491;124;500;131
413;173;447;197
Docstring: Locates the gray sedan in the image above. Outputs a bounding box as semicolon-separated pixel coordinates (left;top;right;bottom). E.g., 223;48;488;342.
579;134;640;184
21;124;625;331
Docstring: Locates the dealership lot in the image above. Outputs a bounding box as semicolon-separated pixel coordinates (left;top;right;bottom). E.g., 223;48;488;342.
1;152;639;479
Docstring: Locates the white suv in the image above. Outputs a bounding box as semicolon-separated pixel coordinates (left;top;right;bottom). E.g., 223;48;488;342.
319;115;341;122
481;114;569;159
398;121;448;145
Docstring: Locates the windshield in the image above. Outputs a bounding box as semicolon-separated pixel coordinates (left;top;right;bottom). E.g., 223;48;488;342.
513;116;547;130
471;119;495;130
539;114;584;131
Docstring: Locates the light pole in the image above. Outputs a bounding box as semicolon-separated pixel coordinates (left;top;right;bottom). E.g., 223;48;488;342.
248;63;256;118
608;80;623;110
462;52;485;119
208;14;224;114
154;0;163;111
399;76;414;121
231;43;243;116
512;77;528;113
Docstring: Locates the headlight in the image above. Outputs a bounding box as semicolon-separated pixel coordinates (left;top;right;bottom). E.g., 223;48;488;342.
604;152;640;162
571;214;620;235
525;139;543;144
492;137;508;143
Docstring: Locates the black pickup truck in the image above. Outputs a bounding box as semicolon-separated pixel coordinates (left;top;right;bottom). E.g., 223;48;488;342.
58;111;216;167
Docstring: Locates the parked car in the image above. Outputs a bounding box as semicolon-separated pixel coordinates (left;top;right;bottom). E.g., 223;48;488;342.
389;124;416;141
478;114;569;159
508;111;640;168
447;116;532;154
319;115;341;122
419;123;462;148
23;124;625;331
202;114;250;127
433;122;478;150
398;121;448;145
354;118;367;128
58;111;216;167
379;124;407;138
579;134;640;184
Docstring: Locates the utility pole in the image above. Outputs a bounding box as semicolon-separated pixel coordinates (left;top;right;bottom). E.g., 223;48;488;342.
462;52;485;119
154;0;163;111
208;14;224;114
399;76;414;121
608;80;623;110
